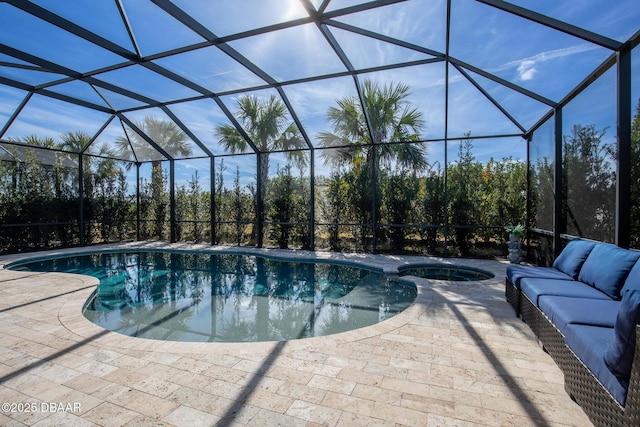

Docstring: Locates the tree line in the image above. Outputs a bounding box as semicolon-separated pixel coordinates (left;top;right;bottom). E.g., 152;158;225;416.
529;99;640;247
0;136;526;256
2;82;636;256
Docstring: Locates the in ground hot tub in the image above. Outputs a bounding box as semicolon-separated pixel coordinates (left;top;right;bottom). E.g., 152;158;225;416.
398;264;494;281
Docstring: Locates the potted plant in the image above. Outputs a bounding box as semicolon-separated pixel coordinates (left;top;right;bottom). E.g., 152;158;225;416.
506;224;524;241
506;224;525;263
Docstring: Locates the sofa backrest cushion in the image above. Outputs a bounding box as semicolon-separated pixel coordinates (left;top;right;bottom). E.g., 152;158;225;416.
552;239;596;278
604;289;640;378
621;260;640;295
578;244;640;300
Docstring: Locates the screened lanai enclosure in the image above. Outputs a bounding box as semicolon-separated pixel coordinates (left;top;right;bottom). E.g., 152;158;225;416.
0;0;639;260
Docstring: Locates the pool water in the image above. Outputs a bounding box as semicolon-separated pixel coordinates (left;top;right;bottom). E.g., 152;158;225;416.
10;251;416;343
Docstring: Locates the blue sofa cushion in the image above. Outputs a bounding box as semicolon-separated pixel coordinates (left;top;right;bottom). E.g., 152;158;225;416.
552;239;596;278
565;324;628;405
506;265;573;288
604;289;640;378
621;260;640;295
520;277;611;307
578;244;640;300
538;296;619;336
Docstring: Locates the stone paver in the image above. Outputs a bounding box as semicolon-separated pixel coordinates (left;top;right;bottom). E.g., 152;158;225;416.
0;242;593;426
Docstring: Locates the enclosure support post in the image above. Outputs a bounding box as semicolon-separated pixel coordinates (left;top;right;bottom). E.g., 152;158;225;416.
211;156;216;246
170;160;176;243
256;152;264;248
525;135;531;260
309;149;315;250
553;108;564;259
78;153;84;246
371;145;378;254
136;163;140;241
443;0;452;257
616;48;631;249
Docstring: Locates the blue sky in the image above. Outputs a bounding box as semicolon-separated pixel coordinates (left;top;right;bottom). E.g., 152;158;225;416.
0;0;639;190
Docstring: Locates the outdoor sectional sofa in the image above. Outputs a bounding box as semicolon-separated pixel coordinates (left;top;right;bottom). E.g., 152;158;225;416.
505;239;640;426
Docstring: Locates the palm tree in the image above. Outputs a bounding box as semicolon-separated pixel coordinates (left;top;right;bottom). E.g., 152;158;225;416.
215;94;305;245
59;130;91;153
318;79;427;249
318;79;427;170
115;116;192;239
59;130;93;186
14;134;57;149
115;116;192;166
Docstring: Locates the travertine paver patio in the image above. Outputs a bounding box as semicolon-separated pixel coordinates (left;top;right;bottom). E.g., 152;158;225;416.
0;242;592;426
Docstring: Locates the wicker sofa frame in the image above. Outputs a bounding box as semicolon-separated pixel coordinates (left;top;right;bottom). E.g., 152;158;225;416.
507;279;640;426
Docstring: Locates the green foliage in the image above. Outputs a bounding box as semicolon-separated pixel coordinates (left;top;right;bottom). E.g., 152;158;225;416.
562;124;615;241
506;224;525;238
93;163;129;242
0;131;528;257
529;120;623;247
115;116;192;239
150;164;168;240
174;185;189;242
214;159;226;244
381;169;419;251
0;141;82;250
215;95;306;245
318;79;427;171
138;177;153;240
189;171;204;243
161;171;210;244
447;136;481;255
344;165;374;250
320;172;349;251
0;150;21;248
115;116;191;162
8;89;637;257
235;174;251;245
317;79;428;251
481;157;526;230
267;166;295;249
264;165;311;249
223;166;254;245
419;167;445;253
529;155;554;231
291;172;311;250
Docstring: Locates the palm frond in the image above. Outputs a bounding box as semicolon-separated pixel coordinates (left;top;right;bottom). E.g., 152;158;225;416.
19;135;57;149
216;124;249;153
217;94;303;157
60;131;92;152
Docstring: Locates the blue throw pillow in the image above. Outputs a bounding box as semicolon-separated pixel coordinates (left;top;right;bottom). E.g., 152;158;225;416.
552;239;596;278
604;289;640;378
578;244;640;300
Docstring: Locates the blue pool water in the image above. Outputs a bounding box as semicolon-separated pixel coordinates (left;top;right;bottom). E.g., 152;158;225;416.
9;251;416;343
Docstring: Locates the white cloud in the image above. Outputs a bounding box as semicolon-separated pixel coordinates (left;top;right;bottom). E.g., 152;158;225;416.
498;43;598;82
517;60;538;81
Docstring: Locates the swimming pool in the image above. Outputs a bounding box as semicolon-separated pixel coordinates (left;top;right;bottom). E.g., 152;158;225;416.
9;251;416;343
